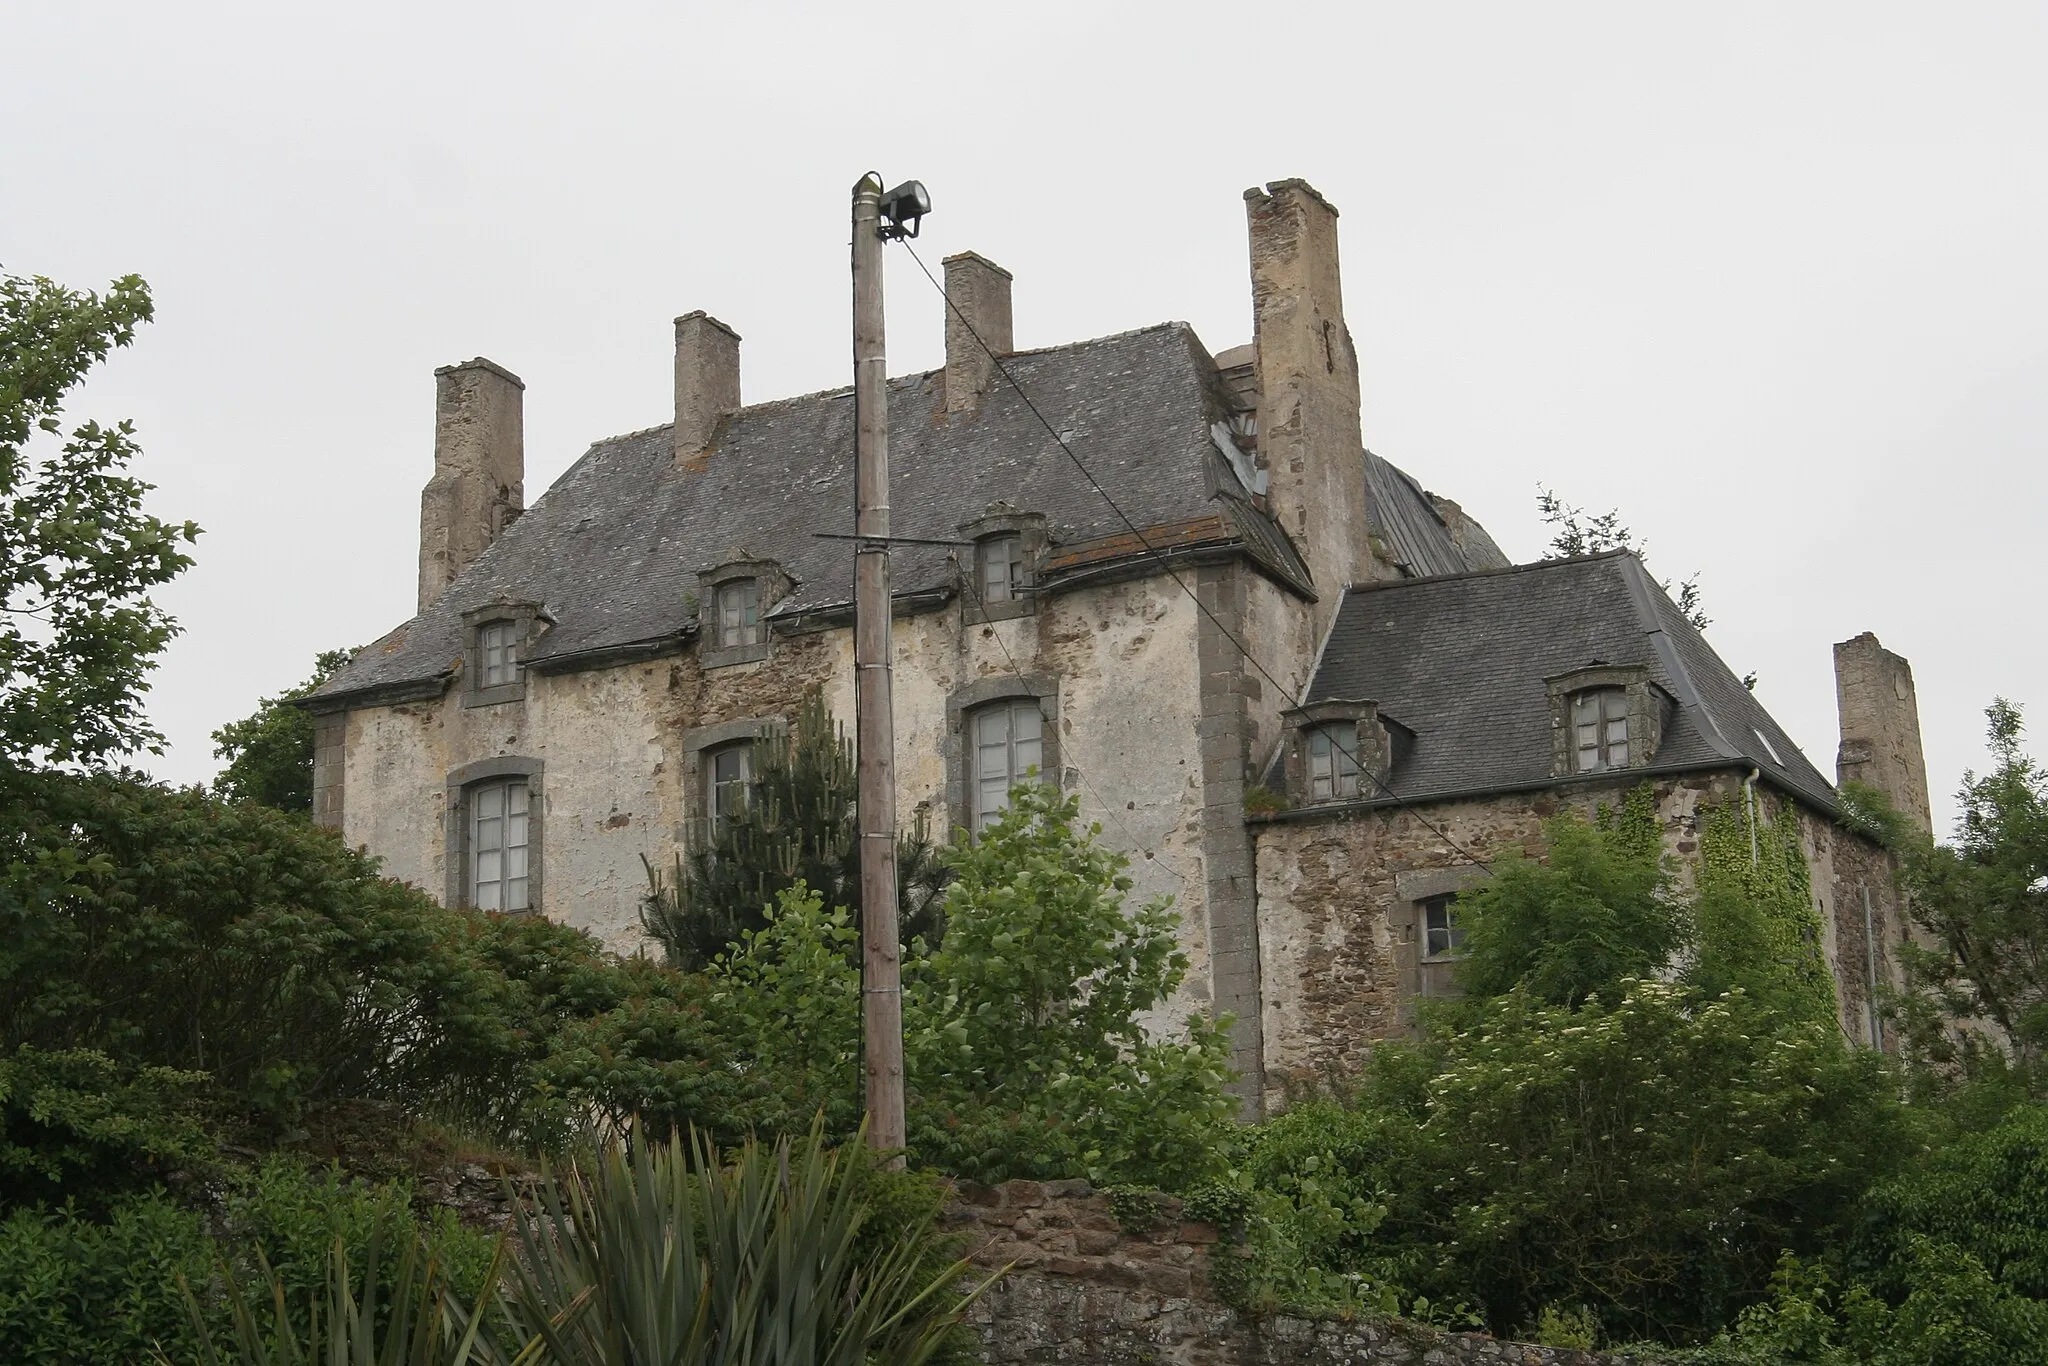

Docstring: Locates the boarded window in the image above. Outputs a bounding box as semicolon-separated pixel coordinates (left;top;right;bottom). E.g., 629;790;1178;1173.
479;620;520;687
1572;688;1630;772
978;534;1026;605
471;778;531;912
971;698;1044;831
1308;724;1362;800
716;580;762;648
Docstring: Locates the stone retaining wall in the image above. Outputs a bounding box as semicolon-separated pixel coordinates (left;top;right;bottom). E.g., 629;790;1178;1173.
949;1180;1658;1366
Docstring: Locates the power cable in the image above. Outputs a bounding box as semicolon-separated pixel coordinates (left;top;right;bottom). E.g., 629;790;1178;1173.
898;240;1493;875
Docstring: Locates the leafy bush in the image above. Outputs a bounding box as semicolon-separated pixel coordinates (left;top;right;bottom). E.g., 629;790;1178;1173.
0;1046;214;1211
210;648;356;812
0;768;658;1143
0;1191;217;1363
1451;794;1683;1009
0;1160;499;1366
905;785;1236;1189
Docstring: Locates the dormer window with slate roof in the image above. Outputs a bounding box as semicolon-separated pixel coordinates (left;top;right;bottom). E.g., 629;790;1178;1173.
1281;700;1401;806
697;558;788;668
1545;664;1668;776
958;508;1047;625
460;602;548;708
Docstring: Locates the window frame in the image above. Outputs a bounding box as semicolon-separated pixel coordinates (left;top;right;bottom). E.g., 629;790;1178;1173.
1306;723;1363;800
460;602;546;708
681;714;784;850
468;776;534;913
697;560;783;668
1570;687;1631;774
444;756;543;912
1544;665;1666;777
714;579;762;649
1420;892;1465;960
705;741;752;839
968;697;1047;832
945;673;1060;835
957;510;1046;625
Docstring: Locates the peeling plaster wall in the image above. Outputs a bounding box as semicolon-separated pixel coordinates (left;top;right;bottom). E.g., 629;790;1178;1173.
1251;774;1904;1110
341;574;1214;964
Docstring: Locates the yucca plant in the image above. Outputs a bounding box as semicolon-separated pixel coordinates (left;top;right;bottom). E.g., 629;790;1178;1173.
504;1118;999;1366
165;1218;552;1366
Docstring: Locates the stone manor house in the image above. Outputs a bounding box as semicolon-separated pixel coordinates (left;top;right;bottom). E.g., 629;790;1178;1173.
310;178;1933;1115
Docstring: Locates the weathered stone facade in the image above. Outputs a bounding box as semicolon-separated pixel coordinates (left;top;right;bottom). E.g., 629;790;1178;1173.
953;1179;1663;1366
1252;773;1912;1107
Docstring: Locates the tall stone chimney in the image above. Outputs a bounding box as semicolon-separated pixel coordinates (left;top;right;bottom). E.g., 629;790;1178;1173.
673;312;741;467
1246;179;1373;628
943;251;1013;414
418;358;523;612
1834;632;1933;837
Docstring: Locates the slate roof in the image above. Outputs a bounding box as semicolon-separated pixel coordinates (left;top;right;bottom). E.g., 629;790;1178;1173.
318;322;1494;704
1291;552;1839;813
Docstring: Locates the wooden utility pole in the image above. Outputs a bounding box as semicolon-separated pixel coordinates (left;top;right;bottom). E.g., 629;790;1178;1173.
851;173;906;1156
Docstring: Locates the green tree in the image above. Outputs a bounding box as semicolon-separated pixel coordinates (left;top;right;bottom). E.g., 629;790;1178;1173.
639;690;948;969
1452;792;1684;1008
905;784;1236;1189
0;270;198;765
211;647;356;811
1536;485;1712;635
1879;701;2048;1086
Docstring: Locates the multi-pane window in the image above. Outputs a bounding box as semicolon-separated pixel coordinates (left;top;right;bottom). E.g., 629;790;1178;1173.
715;579;761;648
971;698;1044;831
471;778;531;912
479;620;520;687
1421;893;1464;958
977;534;1026;605
707;744;751;837
1307;724;1362;800
1571;688;1630;772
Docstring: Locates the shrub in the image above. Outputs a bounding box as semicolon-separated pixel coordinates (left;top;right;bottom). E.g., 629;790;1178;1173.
0;1192;217;1364
905;785;1236;1189
0;1046;214;1211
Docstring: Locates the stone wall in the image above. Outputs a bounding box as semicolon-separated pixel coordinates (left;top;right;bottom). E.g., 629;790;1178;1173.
1251;773;1906;1106
952;1179;1659;1366
339;574;1213;983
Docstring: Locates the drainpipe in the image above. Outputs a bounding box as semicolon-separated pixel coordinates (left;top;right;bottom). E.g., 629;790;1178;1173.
1743;767;1761;868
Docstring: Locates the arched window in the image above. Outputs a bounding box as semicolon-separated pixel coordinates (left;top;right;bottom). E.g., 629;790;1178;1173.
970;697;1044;831
469;777;532;912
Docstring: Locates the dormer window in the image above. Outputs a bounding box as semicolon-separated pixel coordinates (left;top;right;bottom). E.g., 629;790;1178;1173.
461;601;547;708
479;620;520;687
1571;688;1630;773
1546;665;1666;776
697;558;786;668
977;534;1027;606
1280;700;1399;807
1308;725;1362;800
715;579;761;648
957;509;1046;624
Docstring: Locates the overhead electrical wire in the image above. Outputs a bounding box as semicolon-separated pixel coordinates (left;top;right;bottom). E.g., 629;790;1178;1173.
896;239;1494;876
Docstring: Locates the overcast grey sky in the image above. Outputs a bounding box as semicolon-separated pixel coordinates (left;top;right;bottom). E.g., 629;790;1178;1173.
5;1;2043;833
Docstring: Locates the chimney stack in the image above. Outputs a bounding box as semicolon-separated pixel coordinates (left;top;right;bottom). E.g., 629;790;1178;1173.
943;251;1013;414
1245;179;1372;626
1834;632;1933;837
419;358;523;612
674;312;741;466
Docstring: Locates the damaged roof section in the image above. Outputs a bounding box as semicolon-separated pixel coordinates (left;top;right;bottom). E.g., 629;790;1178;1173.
1290;551;1837;813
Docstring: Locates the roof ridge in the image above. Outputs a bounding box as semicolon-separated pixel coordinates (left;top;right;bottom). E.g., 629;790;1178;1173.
1342;549;1632;597
579;321;1203;454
